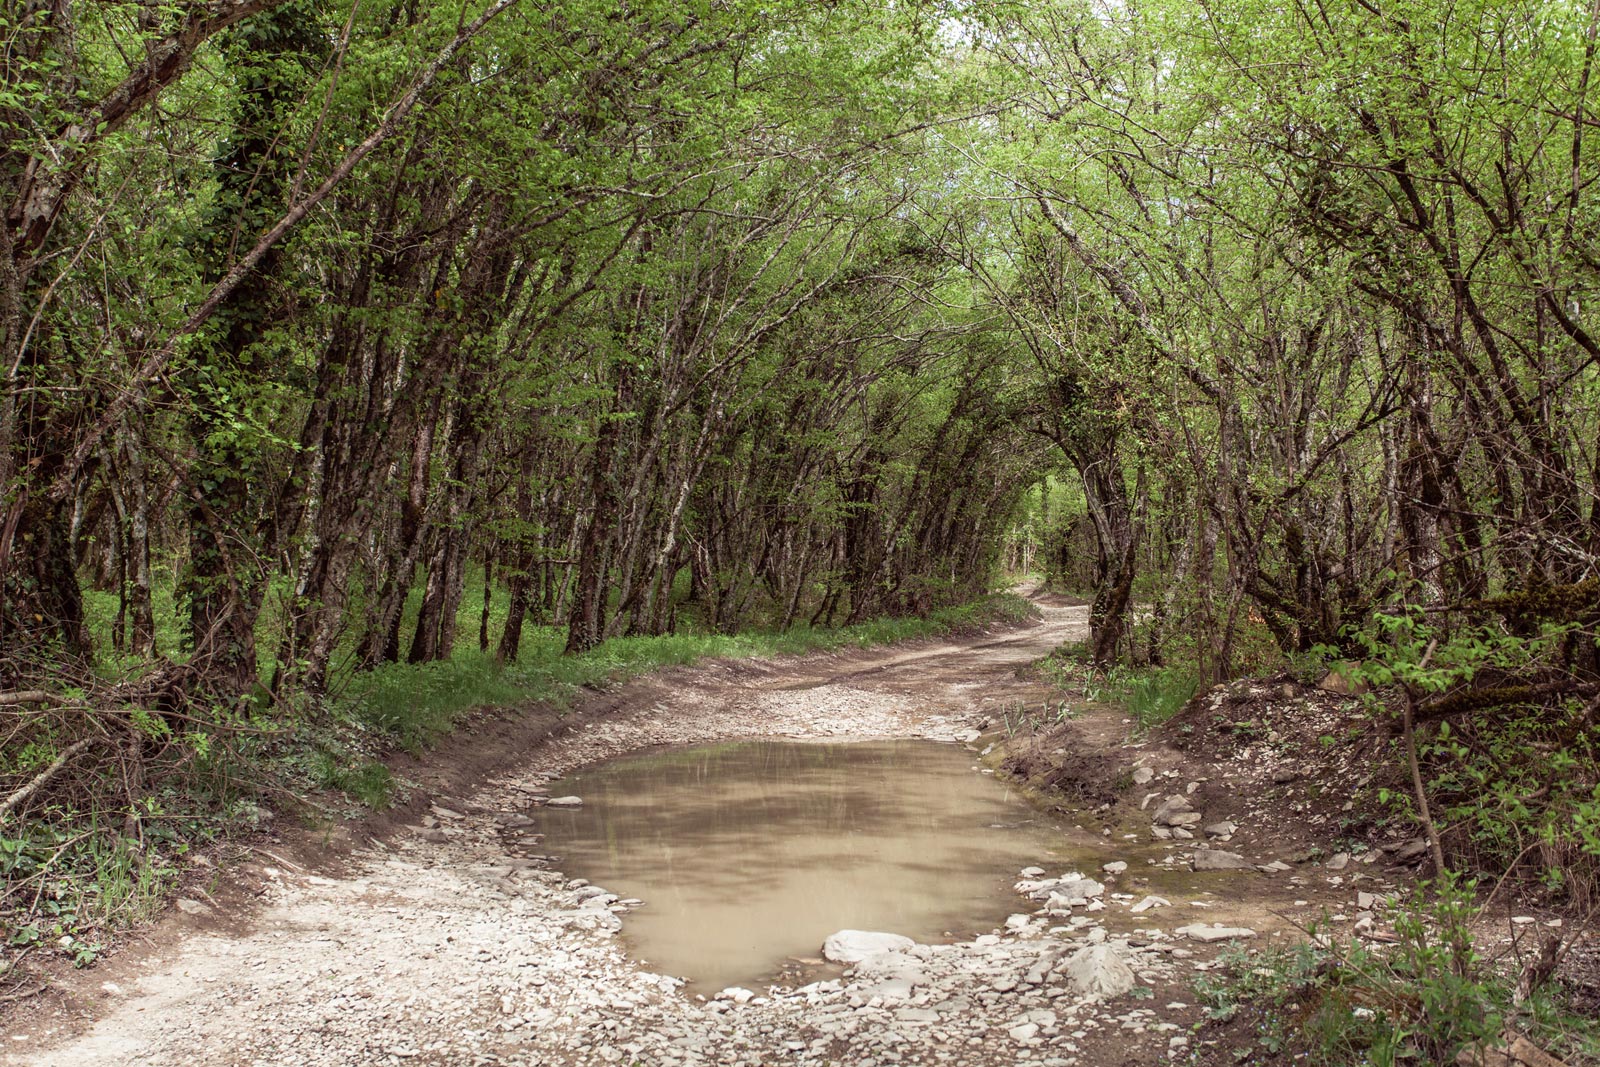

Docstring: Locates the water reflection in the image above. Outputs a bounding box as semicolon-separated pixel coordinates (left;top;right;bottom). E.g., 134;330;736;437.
535;739;1096;990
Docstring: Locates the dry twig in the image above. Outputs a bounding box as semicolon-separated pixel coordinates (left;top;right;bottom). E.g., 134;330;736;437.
0;739;95;820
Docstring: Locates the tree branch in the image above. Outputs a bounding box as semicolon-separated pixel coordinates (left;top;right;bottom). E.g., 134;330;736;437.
0;738;94;820
6;0;295;258
47;0;521;503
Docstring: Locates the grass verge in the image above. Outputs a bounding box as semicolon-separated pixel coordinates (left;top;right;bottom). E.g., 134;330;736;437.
340;591;1038;753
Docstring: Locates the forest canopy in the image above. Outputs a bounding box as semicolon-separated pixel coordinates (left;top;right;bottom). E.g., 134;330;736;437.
0;0;1595;801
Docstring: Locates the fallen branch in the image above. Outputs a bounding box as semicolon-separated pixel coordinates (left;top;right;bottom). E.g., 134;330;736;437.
246;845;306;872
0;690;59;705
1513;932;1563;1006
0;983;46;1006
1403;639;1448;878
0;738;95;820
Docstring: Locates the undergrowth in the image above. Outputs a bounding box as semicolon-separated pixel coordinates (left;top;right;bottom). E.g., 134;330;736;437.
1326;605;1600;910
1037;645;1198;733
1192;876;1600;1066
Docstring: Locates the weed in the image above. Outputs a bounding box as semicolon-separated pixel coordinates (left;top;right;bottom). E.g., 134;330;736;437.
1000;698;1080;736
309;752;395;810
83;829;174;928
1193;875;1600;1066
1075;664;1198;732
1033;644;1197;733
1285;646;1335;685
1115;668;1199;731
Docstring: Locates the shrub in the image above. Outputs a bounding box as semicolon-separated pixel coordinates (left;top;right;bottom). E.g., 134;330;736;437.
1194;875;1600;1066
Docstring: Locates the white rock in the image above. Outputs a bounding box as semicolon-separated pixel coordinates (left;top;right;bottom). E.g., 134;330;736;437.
863;978;921;1000
545;796;584;809
715;987;756;1004
1129;896;1170;913
1008;1021;1040;1042
1175;924;1257;943
1102;862;1128;875
823;930;915;963
853;952;928;1000
1061;943;1136;998
1024;875;1105;904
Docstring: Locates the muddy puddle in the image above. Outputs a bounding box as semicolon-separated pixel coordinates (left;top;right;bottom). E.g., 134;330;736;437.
534;739;1126;991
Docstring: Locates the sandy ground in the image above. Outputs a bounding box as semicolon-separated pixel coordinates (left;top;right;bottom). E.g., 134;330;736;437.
1;601;1357;1067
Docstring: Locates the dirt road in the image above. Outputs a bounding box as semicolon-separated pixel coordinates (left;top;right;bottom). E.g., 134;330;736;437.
3;600;1317;1067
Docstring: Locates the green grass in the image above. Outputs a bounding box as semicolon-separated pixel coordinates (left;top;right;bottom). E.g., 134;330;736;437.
338;591;1036;752
70;571;1035;789
1110;667;1199;731
80;569;187;672
308;751;396;810
1041;648;1199;734
3;819;174;969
